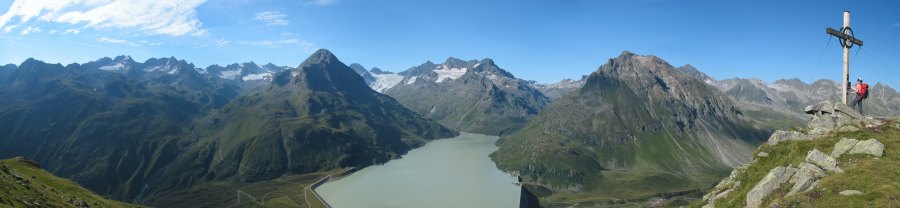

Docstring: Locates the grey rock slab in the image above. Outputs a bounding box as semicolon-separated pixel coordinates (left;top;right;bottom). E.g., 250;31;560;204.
767;130;809;146
831;138;859;158
786;162;826;196
839;190;863;196
806;149;843;173
746;166;797;208
757;152;769;157
848;138;885;157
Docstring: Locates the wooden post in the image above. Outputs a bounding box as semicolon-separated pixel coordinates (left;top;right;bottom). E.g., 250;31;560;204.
842;11;850;104
826;11;863;105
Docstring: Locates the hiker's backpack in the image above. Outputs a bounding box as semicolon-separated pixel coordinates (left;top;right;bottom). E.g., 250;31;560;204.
859;83;869;98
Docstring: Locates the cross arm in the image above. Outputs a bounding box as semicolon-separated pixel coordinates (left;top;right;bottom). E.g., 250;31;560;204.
826;28;864;46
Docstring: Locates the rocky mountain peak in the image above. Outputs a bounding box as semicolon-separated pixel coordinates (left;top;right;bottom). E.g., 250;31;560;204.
300;49;340;67
443;57;469;68
276;50;369;93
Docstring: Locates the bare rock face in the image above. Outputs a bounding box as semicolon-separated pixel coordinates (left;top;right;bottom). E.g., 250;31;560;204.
831;138;860;158
848;138;885;157
786;162;826;196
746;166;797;208
806;149;843;173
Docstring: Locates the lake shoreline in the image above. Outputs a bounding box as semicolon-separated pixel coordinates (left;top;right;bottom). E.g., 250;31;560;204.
315;133;521;208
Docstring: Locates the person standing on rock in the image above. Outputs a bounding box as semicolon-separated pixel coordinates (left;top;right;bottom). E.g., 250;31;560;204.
850;78;868;115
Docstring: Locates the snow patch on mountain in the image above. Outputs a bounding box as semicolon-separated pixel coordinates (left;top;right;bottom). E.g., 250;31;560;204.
371;73;404;92
99;63;125;71
406;76;417;85
219;69;241;80
434;65;467;83
242;73;272;81
145;65;178;75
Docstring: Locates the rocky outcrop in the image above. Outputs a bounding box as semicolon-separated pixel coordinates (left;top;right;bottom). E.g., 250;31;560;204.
699;100;893;208
804;101;864;135
746;166;797;208
848;139;885;157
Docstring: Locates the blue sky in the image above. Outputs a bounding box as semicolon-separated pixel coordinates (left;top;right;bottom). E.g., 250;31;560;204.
1;0;899;87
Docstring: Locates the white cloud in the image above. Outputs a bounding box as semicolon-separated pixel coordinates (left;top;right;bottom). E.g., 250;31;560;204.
20;26;41;35
96;37;161;46
255;11;288;26
61;29;80;34
236;38;313;48
0;0;209;36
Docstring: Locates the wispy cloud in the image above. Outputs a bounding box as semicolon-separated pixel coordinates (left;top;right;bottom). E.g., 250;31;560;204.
255;11;289;26
19;26;40;35
236;38;313;49
215;38;230;46
0;0;208;36
61;29;80;34
96;37;162;47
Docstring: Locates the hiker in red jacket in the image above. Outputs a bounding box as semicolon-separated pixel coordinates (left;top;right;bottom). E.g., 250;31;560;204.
850;78;868;115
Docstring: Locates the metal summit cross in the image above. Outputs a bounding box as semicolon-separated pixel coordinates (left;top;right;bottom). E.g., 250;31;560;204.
825;11;864;104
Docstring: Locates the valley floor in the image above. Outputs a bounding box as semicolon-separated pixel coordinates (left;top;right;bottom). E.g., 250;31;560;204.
147;169;348;208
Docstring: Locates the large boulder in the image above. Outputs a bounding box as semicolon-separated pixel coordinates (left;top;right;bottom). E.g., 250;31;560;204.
831;138;860;158
806;149;843;173
767;130;810;146
848;138;885;157
786;162;826;196
746;166;797;208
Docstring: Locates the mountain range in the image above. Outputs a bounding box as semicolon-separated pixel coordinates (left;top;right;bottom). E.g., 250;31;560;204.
0;49;456;206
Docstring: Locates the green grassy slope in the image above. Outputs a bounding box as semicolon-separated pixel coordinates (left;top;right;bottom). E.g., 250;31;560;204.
0;157;141;208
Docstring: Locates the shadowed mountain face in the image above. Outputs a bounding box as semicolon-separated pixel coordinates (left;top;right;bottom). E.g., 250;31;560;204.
351;57;550;136
0;49;457;206
492;51;770;203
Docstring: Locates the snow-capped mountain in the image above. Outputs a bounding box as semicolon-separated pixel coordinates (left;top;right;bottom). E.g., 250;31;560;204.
204;62;290;82
351;57;549;135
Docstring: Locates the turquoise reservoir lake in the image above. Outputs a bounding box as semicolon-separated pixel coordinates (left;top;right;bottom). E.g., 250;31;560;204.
316;133;520;208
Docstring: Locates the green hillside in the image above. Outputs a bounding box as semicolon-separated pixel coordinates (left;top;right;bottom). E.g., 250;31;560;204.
0;157;141;208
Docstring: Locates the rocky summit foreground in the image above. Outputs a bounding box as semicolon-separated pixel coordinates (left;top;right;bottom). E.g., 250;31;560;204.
698;101;898;208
